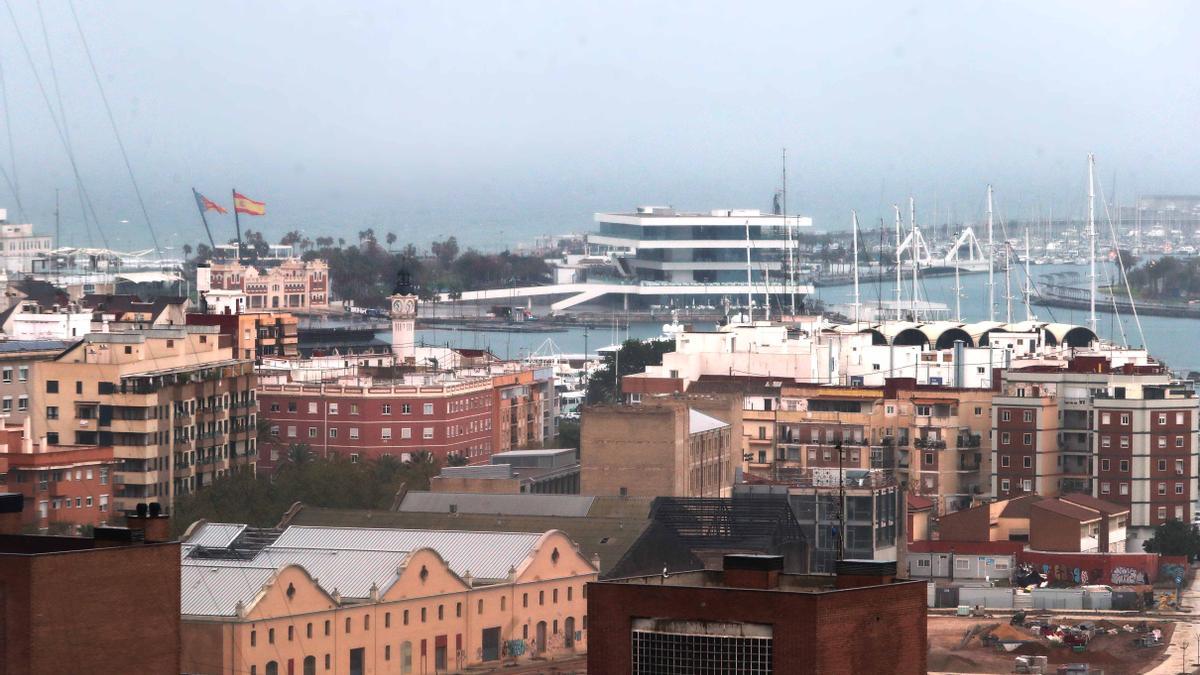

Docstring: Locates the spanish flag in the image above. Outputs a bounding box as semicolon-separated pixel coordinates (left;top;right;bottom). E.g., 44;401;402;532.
233;191;266;216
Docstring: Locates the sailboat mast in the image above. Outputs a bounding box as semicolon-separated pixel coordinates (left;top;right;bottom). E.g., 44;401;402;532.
894;204;902;321
1024;227;1033;321
745;219;753;323
852;210;860;324
782;147;796;316
1005;243;1013;323
953;248;962;322
987;184;995;322
910;197;918;320
1087;153;1097;334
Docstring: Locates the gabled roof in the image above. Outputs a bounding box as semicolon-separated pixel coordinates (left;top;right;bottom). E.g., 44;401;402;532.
1032;499;1101;523
689;408;728;434
1058;493;1130;516
907;494;934;511
996;494;1045;519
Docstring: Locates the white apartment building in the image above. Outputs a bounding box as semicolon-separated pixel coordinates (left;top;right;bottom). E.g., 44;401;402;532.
0;213;53;273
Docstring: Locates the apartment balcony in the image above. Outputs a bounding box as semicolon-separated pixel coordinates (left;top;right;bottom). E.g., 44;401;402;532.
113;470;157;486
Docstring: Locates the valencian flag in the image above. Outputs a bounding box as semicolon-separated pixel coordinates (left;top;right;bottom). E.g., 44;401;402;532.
233;191;266;216
193;190;228;214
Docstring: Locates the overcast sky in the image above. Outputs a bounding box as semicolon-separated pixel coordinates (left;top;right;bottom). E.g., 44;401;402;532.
0;1;1196;251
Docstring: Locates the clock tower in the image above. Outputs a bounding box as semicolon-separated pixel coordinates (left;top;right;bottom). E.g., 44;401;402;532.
389;270;418;362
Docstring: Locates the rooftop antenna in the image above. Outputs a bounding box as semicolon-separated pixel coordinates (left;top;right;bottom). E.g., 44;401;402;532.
1087;153;1097;334
781;147;796;316
893;204;902;321
987;184;995;322
851;209;860;324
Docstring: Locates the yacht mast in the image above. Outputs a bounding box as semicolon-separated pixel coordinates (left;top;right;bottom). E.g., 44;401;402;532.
894;204;902;321
910;197;918;321
1087;153;1097;334
1005;243;1013;323
987;184;995;322
782;147;796;315
953;243;962;322
852;210;860;324
744;219;753;323
1024;227;1034;321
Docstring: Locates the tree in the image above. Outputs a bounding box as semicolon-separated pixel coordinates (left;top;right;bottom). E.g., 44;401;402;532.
1143;519;1200;557
555;419;580;450
585;338;676;404
386;232;397;248
280;230;303;247
431;236;459;267
286;444;312;466
446;452;468;467
182;244;193;258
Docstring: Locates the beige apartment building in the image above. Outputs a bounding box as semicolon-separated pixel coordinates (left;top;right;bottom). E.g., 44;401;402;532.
30;326;256;513
0;340;72;426
580;397;737;498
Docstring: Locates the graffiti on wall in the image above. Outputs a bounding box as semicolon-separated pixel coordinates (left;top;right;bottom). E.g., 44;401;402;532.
1111;566;1145;585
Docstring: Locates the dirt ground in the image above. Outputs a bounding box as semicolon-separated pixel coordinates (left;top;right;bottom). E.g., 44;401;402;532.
928;615;1175;675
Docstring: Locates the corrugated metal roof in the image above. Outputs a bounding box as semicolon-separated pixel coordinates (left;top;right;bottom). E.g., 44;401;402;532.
398;492;595;518
185;522;247;549
185;548;406;600
439;464;513;479
689;408;728;433
269;526;542;580
0;339;74;353
181;565;274;617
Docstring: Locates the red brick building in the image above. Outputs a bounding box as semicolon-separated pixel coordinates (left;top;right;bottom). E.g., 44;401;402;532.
257;365;554;468
587;555;927;674
0;495;180;675
0;441;118;532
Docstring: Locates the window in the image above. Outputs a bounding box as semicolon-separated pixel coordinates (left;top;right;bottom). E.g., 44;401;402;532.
364;615;370;630
1022;433;1032;446
1176;483;1185;495
1120;460;1129;472
501;596;506;611
308;427;317;438
1120;436;1129;448
382;428;392;440
270;425;280;437
1023;410;1033;423
382;403;392;415
401;427;412;439
1001;410;1011;422
1101;436;1111;448
288;401;297;412
420;607;426;622
523;593;528;608
1021;479;1032;492
1158;506;1168;520
1177;412;1185;425
1001;479;1010;492
1101;458;1110;471
307;623;313;638
308;402;318;414
46;380;58;393
924;452;933;466
401;403;411;415
1000;432;1010;444
287;425;297;438
288;626;294;641
345;617;351;633
46;405;58;420
1158;437;1167;448
974;406;983;415
1119;483;1129;496
955;558;970;571
403;610;409;625
251;630;257;646
1023;456;1032;469
1158;413;1167;425
438;605;444;620
1120;414;1130;425
1101;412;1110;425
328;403;339;415
423;427;434;440
1100;481;1111;494
350;403;359;415
1001;455;1010;467
269;628;275;644
1;368;10;383
423;403;434;415
1159;460;1168;472
99;468;107;485
1178;460;1186;475
539;590;545;605
349;427;359;440
1158;483;1167;496
324;620;330;635
329;428;338;439
1177;436;1185;448
270;402;281;413
18;366;27;382
916;404;931;417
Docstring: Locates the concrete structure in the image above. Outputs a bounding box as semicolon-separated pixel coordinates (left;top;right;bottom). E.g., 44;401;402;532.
0;302;90;341
30;326;257;513
197;258;330;310
0;213;53;273
0;494;180;675
587;555;927;675
906;540;1020;582
180;521;597;674
581;397;736;498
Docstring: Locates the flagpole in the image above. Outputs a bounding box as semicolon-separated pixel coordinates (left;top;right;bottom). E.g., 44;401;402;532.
232;188;243;265
192;188;217;250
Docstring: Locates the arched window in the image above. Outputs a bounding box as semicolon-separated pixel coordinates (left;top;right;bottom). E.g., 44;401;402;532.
265;662;278;675
401;642;413;674
303;656;316;675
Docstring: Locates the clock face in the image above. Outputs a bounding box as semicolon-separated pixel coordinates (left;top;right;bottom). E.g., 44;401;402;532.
392;299;403;312
392;298;415;314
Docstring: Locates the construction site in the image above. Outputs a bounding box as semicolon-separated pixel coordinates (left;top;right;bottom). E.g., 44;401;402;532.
928;615;1181;674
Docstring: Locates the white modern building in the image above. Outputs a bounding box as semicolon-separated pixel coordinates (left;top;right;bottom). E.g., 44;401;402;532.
437;207;815;313
0;212;53;274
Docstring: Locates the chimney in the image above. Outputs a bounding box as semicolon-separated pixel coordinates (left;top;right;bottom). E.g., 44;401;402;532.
125;502;171;543
722;554;783;590
0;492;23;534
834;559;897;589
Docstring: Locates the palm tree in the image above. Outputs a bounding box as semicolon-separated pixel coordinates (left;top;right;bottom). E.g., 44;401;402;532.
286;444;312;466
446;452;468;467
386;232;397;248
